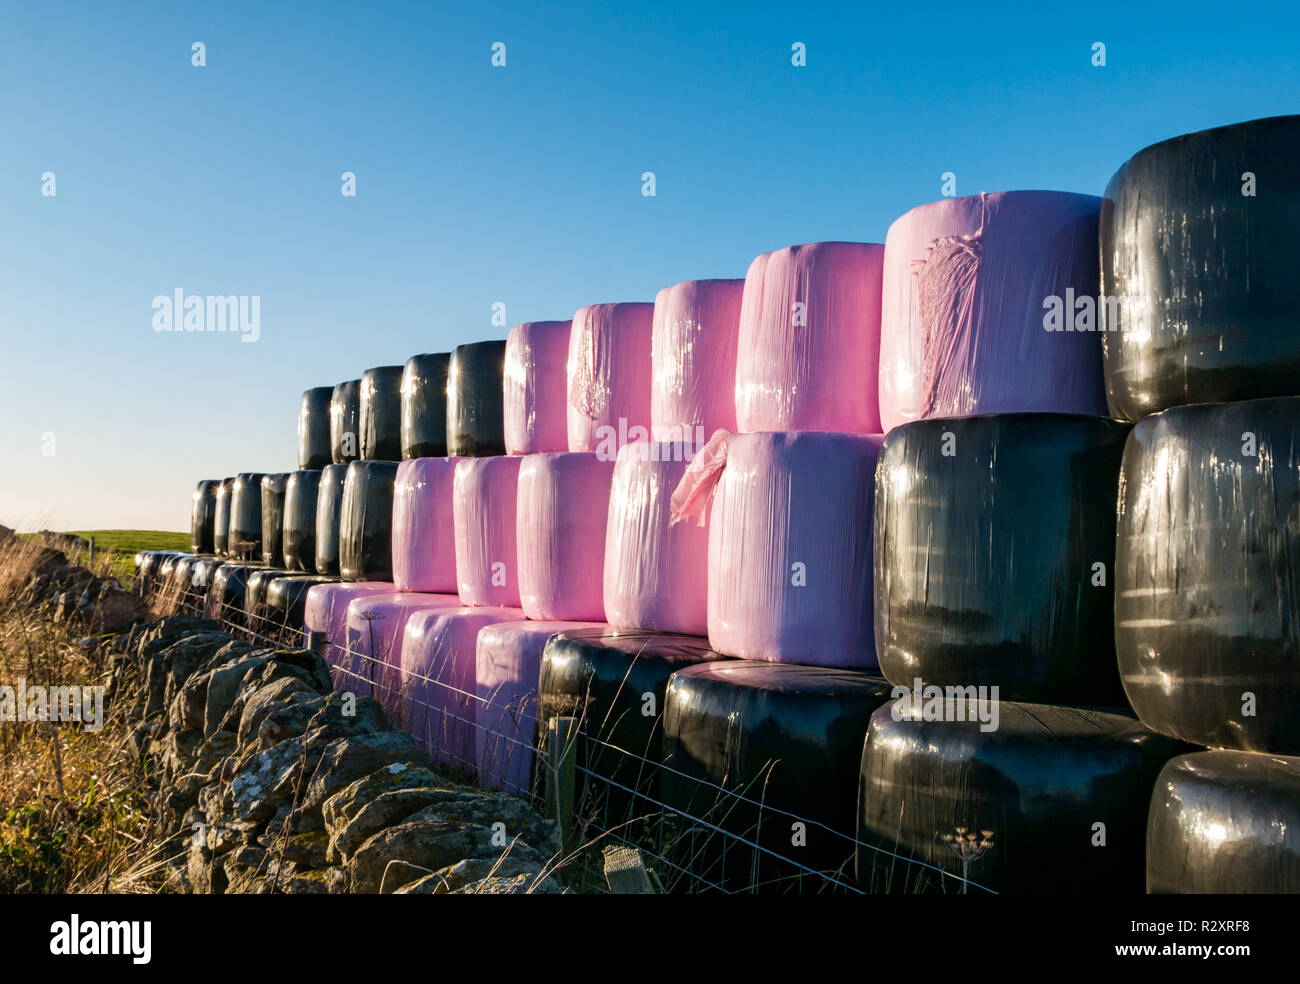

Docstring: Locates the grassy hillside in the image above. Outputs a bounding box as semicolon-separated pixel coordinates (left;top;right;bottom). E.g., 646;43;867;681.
19;530;190;583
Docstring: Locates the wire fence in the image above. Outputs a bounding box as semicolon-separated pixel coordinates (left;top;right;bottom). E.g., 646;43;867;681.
137;559;996;895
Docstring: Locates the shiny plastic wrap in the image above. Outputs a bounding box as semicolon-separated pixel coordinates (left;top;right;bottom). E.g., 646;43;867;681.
171;555;198;601
213;477;234;557
1116;397;1300;753
452;456;523;607
302;581;396;668
604;441;709;635
505;321;571;454
1146;750;1300;893
447;341;506;456
330;379;361;465
662;661;894;890
207;563;260;625
856;700;1189;894
878;192;1107;432
259;473;289;568
266;574;339;632
651;279;744;442
704;431;883;667
282;470;320;572
874;413;1131;705
517;452;616;621
339;460;398;582
735;243;883;434
400;353;450;459
191;480;220;554
566;303;654;453
314;464;347;575
228;473;265;561
190;558;224;593
1101;116;1300;420
392;457;458;593
298;386;334;469
475;619;602;793
359;365;404;462
539;627;731;822
399;606;524;774
341;592;461;711
244;568;288;631
142;551;183;582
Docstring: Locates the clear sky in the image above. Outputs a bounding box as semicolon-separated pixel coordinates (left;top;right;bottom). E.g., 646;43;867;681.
2;1;1297;532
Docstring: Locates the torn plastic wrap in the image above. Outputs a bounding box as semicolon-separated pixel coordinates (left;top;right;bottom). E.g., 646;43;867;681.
878;191;1107;432
259;473;289;568
339;461;398;582
567;303;654;453
1101;116;1300;420
266;574;339;633
539;627;731;824
705;431;883;667
342;592;461;712
874;413;1131;705
244;568;288;633
359;365;404;461
213;478;234;557
298;386;334;469
1147;751;1300;893
191;480;220;554
517;452;616;621
228;473;265;562
856;700;1189;894
651;279;744;443
447;341;506;456
505;321;571;454
604;441;710;635
314;464;347;575
475;619;602;794
330;379;361;464
735;243;884;434
452;456;522;607
392;457;458;593
662;661;894;891
401;353;450;459
1116;397;1300;754
282;470;320;572
400;606;525;774
302;581;396;671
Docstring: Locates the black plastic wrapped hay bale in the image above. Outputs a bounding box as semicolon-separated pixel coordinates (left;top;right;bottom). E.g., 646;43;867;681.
283;470;320;572
228;473;265;562
339;460;398;581
260;473;289;568
330;379;361;465
298;386;334;469
208;563;259;626
447;340;506;456
1116;397;1300;754
140;551;182;582
874;413;1131;705
314;463;348;576
401;352;450;459
244;568;288;634
1101;116;1300;420
360;365;404;461
213;477;234;557
191;558;224;593
268;574;340;634
191;480;220;554
661;661;894;892
1147;750;1300;893
856;700;1190;894
539;628;732;829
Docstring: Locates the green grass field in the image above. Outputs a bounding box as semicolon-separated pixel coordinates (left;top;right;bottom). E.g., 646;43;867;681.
19;529;190;583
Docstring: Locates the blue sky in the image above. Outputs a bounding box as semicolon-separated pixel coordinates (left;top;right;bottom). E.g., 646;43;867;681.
2;1;1297;531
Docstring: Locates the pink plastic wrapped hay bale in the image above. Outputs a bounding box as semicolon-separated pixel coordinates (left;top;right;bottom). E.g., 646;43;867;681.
651;279;745;443
678;430;883;667
453;456;523;608
302;581;395;674
475;619;604;793
517;452;616;621
734;242;884;434
400;606;524;774
342;592;462;710
505;320;571;454
604;441;710;635
877;191;1107;431
567;302;654;453
392;457;459;593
